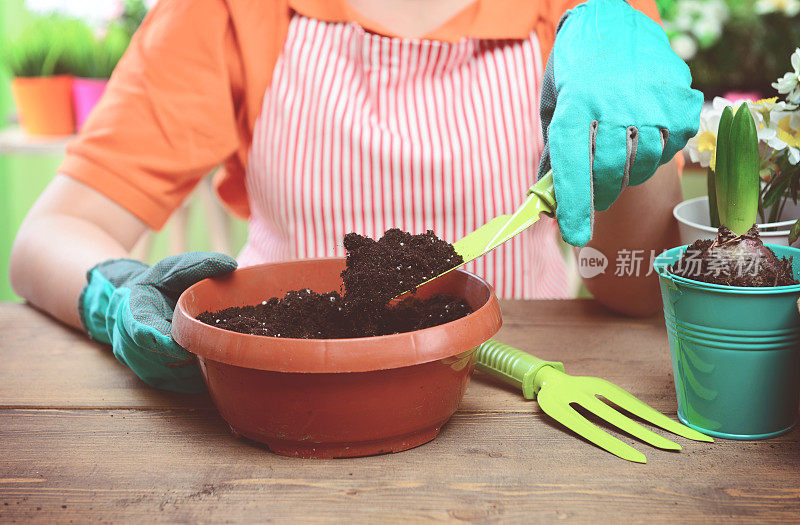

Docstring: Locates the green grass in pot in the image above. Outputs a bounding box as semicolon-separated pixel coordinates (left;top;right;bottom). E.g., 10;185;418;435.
69;23;131;80
0;16;90;78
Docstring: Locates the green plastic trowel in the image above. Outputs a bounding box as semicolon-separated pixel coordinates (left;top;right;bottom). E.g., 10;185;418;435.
398;170;557;296
398;171;713;462
475;340;714;463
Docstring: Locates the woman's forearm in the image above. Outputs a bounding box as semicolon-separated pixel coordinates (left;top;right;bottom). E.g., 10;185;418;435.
580;159;683;317
9;175;147;329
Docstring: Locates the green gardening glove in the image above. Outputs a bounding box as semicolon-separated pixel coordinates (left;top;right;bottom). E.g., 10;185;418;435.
538;0;703;247
79;252;237;393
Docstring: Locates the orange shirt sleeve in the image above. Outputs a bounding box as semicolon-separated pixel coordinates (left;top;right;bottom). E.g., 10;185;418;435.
538;0;663;62
58;0;245;230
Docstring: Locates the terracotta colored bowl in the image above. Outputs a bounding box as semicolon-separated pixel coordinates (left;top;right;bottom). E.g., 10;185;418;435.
172;258;502;458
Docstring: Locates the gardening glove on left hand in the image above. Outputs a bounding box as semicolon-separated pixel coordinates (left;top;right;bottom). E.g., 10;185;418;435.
79;252;237;393
538;0;703;247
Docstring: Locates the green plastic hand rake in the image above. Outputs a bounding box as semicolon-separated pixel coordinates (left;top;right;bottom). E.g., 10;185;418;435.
398;171;557;296
476;340;713;463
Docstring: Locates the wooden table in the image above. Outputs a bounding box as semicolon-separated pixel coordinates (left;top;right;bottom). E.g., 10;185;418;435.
1;301;798;522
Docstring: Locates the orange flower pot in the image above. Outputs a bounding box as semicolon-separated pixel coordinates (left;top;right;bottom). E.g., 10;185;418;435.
172;258;502;458
10;75;75;136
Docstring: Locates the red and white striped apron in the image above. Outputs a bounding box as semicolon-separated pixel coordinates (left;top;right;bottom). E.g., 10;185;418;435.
238;14;568;299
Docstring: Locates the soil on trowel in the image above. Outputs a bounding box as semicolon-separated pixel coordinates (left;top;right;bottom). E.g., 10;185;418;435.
339;228;464;333
669;225;797;287
197;229;469;338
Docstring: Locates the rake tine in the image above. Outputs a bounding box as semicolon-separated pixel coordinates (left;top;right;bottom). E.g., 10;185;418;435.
537;388;647;464
578;396;681;451
586;377;714;443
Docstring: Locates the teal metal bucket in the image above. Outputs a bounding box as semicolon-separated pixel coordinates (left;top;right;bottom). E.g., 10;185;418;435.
654;244;800;440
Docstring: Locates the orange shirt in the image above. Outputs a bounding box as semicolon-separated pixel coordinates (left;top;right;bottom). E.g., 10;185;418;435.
59;0;660;229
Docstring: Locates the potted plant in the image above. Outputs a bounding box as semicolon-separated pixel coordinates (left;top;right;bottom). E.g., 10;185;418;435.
0;15;86;136
678;48;800;247
68;0;147;131
655;101;800;440
70;23;131;131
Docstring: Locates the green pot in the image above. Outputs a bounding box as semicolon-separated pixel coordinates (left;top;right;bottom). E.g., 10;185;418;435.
654;244;800;440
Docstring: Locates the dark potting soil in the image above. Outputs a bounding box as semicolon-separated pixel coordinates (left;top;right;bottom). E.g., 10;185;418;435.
197;229;469;338
669;225;798;287
339;228;464;329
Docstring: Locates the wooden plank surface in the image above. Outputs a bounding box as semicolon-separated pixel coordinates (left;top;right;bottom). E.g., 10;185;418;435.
0;302;676;410
1;301;798;523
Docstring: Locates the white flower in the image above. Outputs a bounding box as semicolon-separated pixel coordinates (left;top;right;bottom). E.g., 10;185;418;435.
752;97;798;114
685;98;779;170
686;99;727;169
692;16;724;44
668;0;729;46
755;0;800;16
772;48;800;104
766;110;800;164
669;34;698;61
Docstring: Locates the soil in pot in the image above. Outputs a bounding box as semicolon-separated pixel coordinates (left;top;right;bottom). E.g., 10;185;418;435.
197;228;470;338
670;225;798;287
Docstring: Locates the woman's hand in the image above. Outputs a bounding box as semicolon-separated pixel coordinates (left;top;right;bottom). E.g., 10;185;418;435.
581;159;682;317
10;176;236;392
538;0;702;247
81;253;236;393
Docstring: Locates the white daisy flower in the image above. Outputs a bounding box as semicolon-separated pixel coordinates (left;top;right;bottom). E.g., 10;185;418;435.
768;110;800;164
686;98;778;170
772;48;800;104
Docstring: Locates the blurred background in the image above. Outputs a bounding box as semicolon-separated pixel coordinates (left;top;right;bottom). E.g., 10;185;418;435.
0;0;798;301
0;0;249;302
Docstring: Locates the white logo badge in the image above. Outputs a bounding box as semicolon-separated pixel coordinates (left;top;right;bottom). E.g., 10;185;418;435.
577;246;608;279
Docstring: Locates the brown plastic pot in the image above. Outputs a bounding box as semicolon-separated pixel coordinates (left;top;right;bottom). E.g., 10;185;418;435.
172;258;501;458
10;75;75;135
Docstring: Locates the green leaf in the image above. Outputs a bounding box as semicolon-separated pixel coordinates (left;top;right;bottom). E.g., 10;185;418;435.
707;168;720;228
0;15;131;79
789;220;800;246
714;106;734;226
718;103;760;235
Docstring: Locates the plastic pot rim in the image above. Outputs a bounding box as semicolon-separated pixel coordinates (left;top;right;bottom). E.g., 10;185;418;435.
673;197;796;235
11;74;73;81
172;257;503;373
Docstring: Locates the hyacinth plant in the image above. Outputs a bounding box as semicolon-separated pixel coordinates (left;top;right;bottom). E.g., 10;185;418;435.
672;102;798;287
686;48;800;244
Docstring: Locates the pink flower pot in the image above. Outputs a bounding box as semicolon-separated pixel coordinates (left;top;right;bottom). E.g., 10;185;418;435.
72;78;108;132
